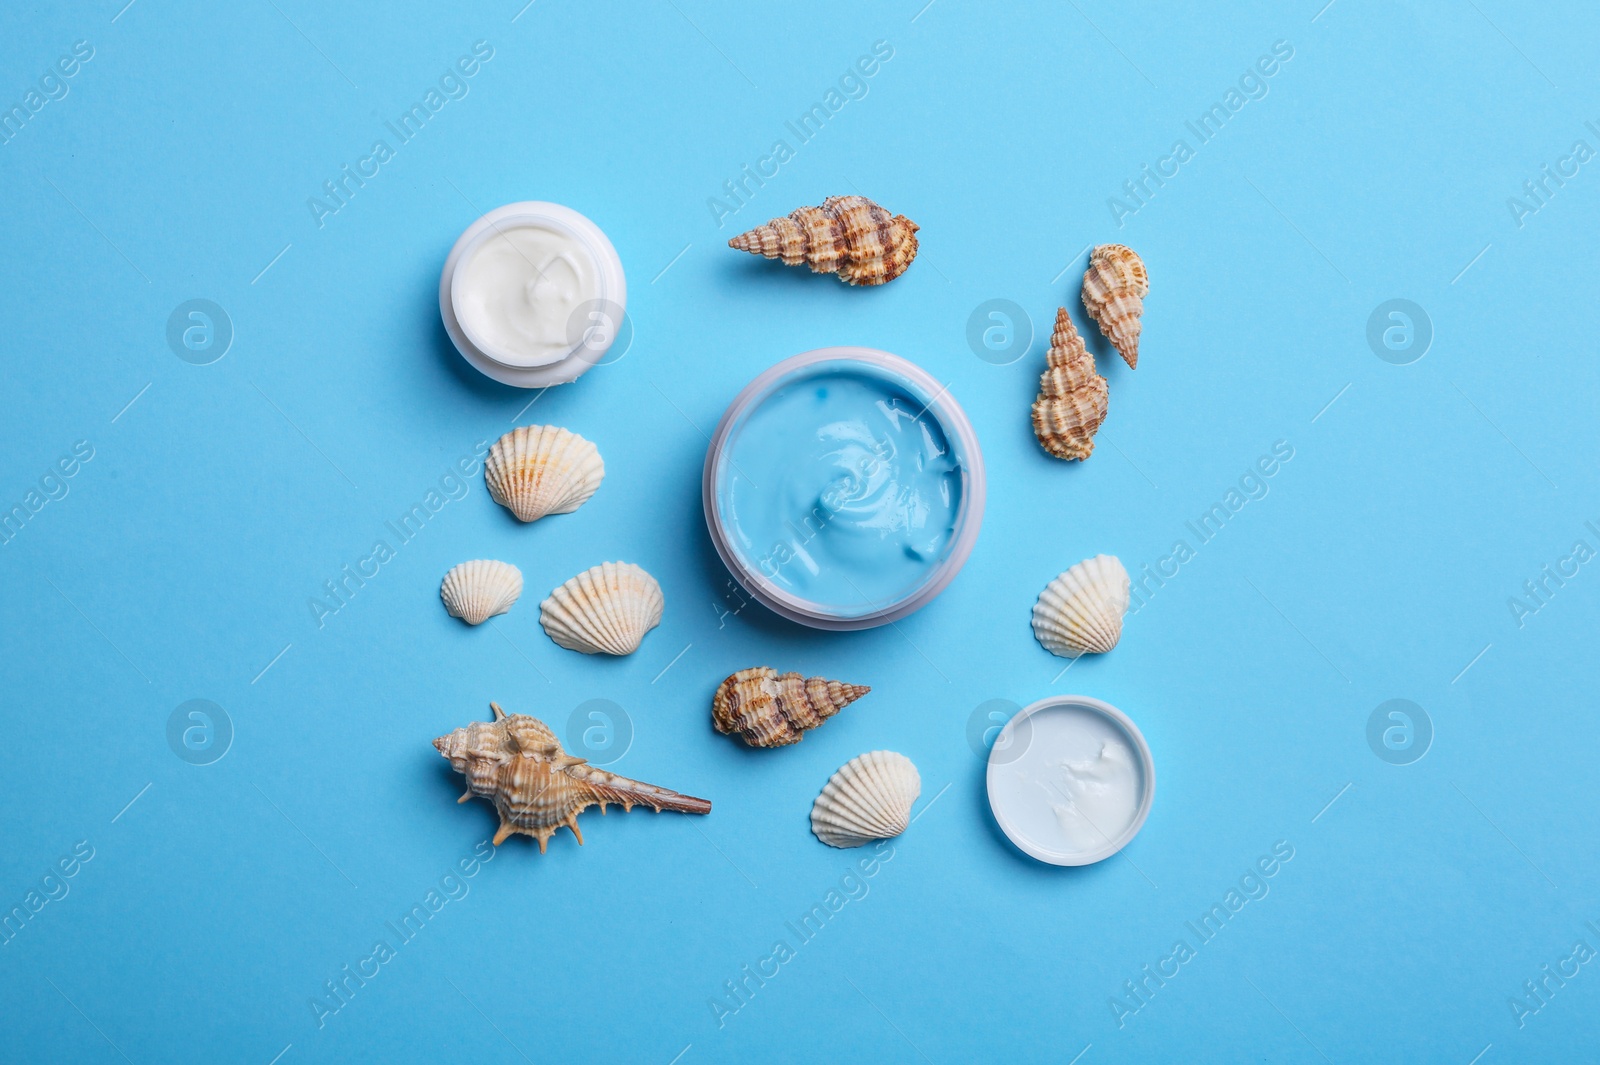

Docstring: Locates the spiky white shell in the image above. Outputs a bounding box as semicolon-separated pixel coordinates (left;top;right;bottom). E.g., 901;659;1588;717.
484;425;604;523
1032;554;1129;658
539;561;663;656
440;560;523;625
810;751;921;849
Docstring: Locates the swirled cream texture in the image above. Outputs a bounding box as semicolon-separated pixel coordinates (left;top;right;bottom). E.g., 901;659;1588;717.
454;225;598;367
719;366;963;615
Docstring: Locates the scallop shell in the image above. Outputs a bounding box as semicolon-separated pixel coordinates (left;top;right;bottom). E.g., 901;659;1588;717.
539;561;663;655
1032;307;1108;461
434;703;711;853
712;666;870;748
810;751;921;849
1082;244;1148;369
439;559;523;625
1032;554;1130;658
728;195;919;286
484;425;604;523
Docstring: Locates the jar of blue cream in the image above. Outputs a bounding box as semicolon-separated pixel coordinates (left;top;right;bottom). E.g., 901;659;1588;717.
703;348;986;629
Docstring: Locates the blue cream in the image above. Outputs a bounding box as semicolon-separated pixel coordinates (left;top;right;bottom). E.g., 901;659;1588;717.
716;363;964;616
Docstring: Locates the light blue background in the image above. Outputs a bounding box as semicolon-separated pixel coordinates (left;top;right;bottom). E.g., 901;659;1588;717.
2;1;1596;1061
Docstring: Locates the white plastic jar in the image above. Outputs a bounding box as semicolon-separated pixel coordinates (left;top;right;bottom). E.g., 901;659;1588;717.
439;202;627;388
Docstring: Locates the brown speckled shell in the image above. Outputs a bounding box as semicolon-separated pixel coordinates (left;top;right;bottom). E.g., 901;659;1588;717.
711;667;870;748
1082;244;1148;368
434;704;710;853
1032;308;1108;461
728;196;919;286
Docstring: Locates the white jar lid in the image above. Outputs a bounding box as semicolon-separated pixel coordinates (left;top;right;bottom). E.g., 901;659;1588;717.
438;201;627;388
986;695;1156;866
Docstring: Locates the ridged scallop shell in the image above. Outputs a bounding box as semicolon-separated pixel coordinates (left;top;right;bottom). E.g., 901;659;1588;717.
484;425;604;523
728;195;919;286
1032;555;1130;658
810;751;921;849
434;703;711;853
712;666;870;748
1082;244;1148;369
1032;307;1108;461
539;561;663;655
439;559;523;625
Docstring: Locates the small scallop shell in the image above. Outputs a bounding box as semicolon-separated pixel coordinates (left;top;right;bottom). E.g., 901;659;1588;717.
810;751;921;849
1032;555;1130;658
440;560;523;625
711;667;870;748
485;425;604;523
1082;244;1148;369
539;562;663;655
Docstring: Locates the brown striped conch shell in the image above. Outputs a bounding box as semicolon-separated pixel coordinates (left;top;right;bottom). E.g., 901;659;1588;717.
484;425;604;523
1082;244;1148;368
711;667;870;748
434;703;711;853
1031;308;1108;461
727;195;919;286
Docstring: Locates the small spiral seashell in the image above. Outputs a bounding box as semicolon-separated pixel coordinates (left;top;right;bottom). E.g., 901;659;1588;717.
1032;307;1108;461
539;561;663;656
728;195;919;286
810;751;921;849
434;703;712;853
712;667;870;748
1082;244;1148;369
484;425;604;523
439;560;523;625
1032;555;1130;658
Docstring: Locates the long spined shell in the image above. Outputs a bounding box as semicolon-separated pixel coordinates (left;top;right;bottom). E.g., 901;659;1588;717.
728;195;919;286
811;750;921;849
439;559;523;625
484;425;604;523
1032;307;1108;461
712;667;870;748
434;703;711;853
1082;244;1148;369
1032;555;1130;658
539;561;663;655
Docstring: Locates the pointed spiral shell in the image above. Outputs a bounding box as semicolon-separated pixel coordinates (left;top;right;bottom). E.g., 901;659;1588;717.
728;195;919;286
1082;244;1148;369
711;667;871;748
1032;307;1108;461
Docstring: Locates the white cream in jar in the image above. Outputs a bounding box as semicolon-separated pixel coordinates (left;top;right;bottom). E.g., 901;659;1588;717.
440;202;627;388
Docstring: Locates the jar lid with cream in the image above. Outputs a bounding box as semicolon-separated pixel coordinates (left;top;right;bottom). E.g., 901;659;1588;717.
439;201;627;388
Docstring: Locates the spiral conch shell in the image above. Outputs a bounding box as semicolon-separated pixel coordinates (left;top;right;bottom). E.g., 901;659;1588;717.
728;195;919;286
1082;244;1148;368
1032;555;1130;658
1032;308;1108;461
712;667;870;748
434;703;711;853
485;425;604;523
810;751;921;849
539;561;663;655
439;559;522;625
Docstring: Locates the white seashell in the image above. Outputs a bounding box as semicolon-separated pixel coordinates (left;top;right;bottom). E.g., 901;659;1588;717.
539;561;663;656
485;425;604;523
810;751;921;849
1032;554;1130;658
440;560;523;626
